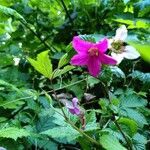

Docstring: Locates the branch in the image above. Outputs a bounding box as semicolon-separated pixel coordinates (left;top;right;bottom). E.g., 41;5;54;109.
49;79;101;147
19;20;55;52
59;0;73;26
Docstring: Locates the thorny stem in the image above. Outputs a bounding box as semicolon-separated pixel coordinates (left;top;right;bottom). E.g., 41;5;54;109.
50;79;101;147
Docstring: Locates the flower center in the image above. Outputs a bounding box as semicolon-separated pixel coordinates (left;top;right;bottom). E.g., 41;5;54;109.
111;40;125;53
88;47;99;56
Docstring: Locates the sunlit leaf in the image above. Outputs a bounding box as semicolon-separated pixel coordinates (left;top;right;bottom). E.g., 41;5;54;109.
28;50;52;78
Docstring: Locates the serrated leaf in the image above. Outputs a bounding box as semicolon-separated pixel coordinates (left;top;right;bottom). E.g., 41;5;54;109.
124;108;147;127
32;138;57;150
0;99;25;109
110;66;125;78
118;118;138;136
129;70;150;84
36;112;55;132
0;127;30;140
132;133;147;150
85;112;99;131
100;134;127;150
52;65;75;79
28;51;52;78
58;53;69;68
0;79;21;94
41;126;79;142
80;35;96;43
120;94;147;108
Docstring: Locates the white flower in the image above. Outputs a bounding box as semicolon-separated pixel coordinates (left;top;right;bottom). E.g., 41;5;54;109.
108;25;140;64
13;57;20;66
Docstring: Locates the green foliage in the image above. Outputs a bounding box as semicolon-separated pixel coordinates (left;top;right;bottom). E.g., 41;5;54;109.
28;50;52;78
129;70;150;84
0;127;30;140
52;65;75;79
0;0;149;149
100;134;127;150
117;118;138;137
0;5;25;21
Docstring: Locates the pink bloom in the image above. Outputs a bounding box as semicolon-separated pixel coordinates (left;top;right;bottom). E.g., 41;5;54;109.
65;98;80;115
70;36;117;77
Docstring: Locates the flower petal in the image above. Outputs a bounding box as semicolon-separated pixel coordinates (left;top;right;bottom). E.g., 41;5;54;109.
72;36;93;53
100;54;117;65
115;25;127;41
66;101;74;109
107;38;113;49
111;52;124;64
70;54;88;66
123;46;140;59
96;38;108;53
87;57;101;77
69;107;80;115
72;98;78;107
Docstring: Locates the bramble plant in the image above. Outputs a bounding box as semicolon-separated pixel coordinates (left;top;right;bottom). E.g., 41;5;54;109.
0;0;150;150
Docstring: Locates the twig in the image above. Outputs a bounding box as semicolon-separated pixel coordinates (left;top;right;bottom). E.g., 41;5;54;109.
43;77;90;94
100;81;133;150
114;119;132;150
49;79;101;147
50;79;68;120
59;0;73;26
19;20;54;52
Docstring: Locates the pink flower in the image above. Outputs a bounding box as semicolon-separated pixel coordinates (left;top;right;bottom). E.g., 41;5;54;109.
70;36;117;77
65;98;80;115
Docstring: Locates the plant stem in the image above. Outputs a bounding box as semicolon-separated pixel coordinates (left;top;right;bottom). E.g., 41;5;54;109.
50;79;101;147
114;119;133;150
59;0;73;26
101;81;133;150
66;119;101;147
19;20;55;52
50;79;68;120
45;77;92;94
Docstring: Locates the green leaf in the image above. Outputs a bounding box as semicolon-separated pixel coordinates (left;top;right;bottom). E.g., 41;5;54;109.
30;138;57;150
132;133;147;150
41;126;79;142
127;40;150;63
0;79;21;94
87;76;100;87
0;99;25;109
0;5;25;21
85;112;99;131
113;18;150;29
110;66;125;78
120;94;147;108
0;127;30;140
52;65;75;79
80;35;96;43
100;134;127;150
129;70;150;84
28;50;52;78
58;53;69;68
117;118;138;136
123;108;147;127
